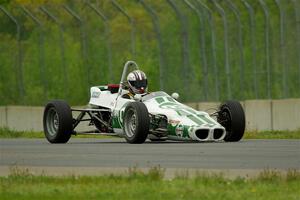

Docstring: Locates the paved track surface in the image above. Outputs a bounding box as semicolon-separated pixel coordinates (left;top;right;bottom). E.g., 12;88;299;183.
1;138;299;170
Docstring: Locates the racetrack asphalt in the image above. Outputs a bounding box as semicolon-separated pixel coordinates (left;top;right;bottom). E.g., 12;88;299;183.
0;138;299;177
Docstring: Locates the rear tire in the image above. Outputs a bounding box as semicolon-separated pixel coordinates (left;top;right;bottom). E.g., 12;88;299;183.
123;102;150;144
43;100;73;143
217;100;245;142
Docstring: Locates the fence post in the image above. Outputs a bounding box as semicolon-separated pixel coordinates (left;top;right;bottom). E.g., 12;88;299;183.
111;0;135;58
0;6;25;103
196;0;219;101
183;0;208;101
241;0;258;99
212;0;231;100
63;5;90;87
21;6;47;101
226;0;245;99
86;2;113;82
292;0;300;96
39;6;68;99
258;0;271;99
166;0;190;94
274;0;287;98
139;0;165;91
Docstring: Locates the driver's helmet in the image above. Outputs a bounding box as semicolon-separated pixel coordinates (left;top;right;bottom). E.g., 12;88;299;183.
127;70;148;94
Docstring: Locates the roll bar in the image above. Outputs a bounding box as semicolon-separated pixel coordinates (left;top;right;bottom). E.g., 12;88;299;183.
117;60;139;95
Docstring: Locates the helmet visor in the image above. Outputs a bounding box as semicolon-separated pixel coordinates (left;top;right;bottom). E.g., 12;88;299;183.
129;79;147;89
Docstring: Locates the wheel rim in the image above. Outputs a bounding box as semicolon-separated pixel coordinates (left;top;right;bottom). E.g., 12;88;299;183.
46;107;59;136
125;108;137;138
219;107;232;132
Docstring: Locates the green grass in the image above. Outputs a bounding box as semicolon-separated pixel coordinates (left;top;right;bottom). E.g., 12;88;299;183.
0;167;299;200
0;127;44;138
244;130;300;139
0;127;299;139
0;127;113;139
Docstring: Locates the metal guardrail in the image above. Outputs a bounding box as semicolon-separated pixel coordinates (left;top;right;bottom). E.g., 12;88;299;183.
212;0;231;100
86;2;113;82
241;0;258;99
167;0;190;94
140;0;165;91
21;6;47;101
0;1;299;105
274;0;287;98
63;5;89;88
226;0;245;99
258;0;271;99
196;0;220;101
291;0;300;93
111;0;136;58
183;0;208;101
40;6;68;99
0;6;24;102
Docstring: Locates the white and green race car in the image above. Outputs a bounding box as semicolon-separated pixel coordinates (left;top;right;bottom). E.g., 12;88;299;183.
43;61;245;144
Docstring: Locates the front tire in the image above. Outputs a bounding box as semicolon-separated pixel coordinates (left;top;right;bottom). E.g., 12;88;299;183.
217;100;245;142
123;102;150;144
43;100;73;143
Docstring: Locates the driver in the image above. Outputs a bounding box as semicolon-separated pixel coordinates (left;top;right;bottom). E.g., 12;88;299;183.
123;70;148;99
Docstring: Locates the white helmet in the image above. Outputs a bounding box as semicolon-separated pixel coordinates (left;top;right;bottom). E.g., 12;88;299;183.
127;70;148;94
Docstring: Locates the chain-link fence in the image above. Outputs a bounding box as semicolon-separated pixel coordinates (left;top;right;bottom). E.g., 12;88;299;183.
0;0;299;105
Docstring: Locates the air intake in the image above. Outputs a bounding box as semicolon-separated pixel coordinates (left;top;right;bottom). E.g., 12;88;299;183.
213;128;224;140
195;129;209;140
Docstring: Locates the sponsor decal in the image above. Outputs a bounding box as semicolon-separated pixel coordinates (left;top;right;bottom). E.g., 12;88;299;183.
168;123;191;138
197;115;216;126
158;99;209;126
203;124;214;128
117;109;125;127
155;97;165;104
166;97;175;102
159;102;188;115
112;116;121;129
115;103;129;128
157;99;218;127
169;119;180;126
92;91;101;98
187;115;204;125
175;124;184;137
189;126;194;133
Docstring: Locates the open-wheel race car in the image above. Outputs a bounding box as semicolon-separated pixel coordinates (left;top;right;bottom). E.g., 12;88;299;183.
43;61;245;144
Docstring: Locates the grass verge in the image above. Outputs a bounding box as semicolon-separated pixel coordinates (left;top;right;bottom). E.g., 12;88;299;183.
0;167;299;200
0;127;113;139
0;127;299;139
244;130;300;139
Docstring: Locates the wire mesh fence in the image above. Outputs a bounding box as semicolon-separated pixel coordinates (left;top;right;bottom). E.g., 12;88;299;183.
0;0;299;105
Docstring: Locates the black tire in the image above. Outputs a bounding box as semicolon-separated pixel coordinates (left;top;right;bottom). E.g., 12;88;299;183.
123;102;150;144
217;100;245;142
43;100;73;143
